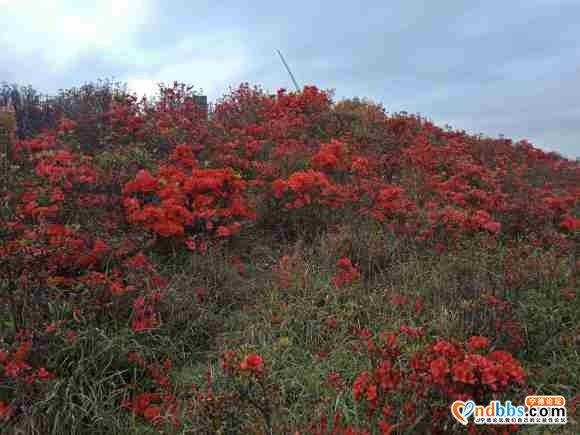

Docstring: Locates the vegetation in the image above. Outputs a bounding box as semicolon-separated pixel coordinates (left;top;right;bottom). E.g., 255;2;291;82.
0;81;578;434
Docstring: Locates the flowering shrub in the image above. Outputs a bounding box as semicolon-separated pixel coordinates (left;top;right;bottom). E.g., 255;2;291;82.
123;165;255;240
0;82;578;433
347;333;526;433
122;352;182;431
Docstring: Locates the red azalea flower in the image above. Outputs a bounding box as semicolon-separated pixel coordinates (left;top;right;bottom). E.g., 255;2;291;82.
430;357;449;384
143;405;161;421
239;353;264;373
452;361;476;384
185;238;196;251
38;367;56;381
390;293;408;306
366;382;378;402
353;372;370;401
0;401;12;421
377;419;393;435
466;336;490;352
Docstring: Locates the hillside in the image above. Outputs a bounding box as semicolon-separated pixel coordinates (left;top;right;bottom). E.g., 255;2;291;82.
0;82;578;434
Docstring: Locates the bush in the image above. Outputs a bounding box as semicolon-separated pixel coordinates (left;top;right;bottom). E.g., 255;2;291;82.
0;81;578;434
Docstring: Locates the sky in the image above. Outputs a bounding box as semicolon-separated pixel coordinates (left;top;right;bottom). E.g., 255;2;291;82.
1;0;579;158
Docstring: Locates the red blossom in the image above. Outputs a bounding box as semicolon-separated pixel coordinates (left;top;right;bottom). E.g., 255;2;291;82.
0;401;12;421
390;293;408;306
239;353;264;373
451;361;476;384
466;335;490;352
332;258;361;287
430;357;449;384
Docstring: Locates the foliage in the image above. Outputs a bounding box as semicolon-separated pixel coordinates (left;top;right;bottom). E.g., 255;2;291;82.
0;81;578;434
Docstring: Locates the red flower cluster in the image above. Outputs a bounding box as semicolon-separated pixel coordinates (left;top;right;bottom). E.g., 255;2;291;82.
561;215;580;232
415;338;526;392
370;186;416;223
349;331;526;431
131;294;161;334
273;170;332;209
221;351;265;376
0;336;57;412
239;353;265;373
332;258;361;288
123;352;181;430
310;140;349;172
123;165;255;238
0;401;12;422
428;207;502;236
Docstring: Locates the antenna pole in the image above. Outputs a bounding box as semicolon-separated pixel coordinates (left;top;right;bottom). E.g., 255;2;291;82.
276;49;301;92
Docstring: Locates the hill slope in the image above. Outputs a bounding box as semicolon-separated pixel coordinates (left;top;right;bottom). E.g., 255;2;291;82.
0;82;578;434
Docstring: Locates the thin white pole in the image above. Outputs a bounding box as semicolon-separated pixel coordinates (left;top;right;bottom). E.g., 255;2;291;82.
276;49;301;92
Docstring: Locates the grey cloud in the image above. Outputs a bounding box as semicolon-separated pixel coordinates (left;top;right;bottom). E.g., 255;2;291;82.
1;0;578;157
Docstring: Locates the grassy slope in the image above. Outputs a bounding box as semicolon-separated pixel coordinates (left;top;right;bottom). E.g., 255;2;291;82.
1;86;578;434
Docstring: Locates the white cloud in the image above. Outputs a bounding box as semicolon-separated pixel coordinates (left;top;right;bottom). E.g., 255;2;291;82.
126;32;249;100
126;78;158;99
1;1;247;102
0;0;151;70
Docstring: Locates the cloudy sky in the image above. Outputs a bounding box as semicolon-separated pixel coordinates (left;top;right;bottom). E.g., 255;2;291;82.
1;0;579;157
